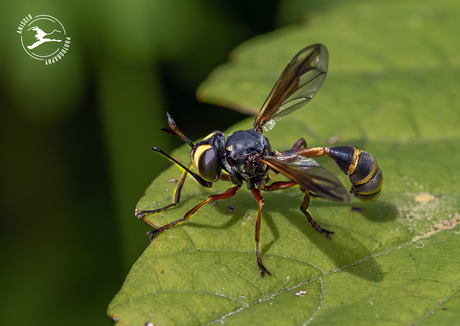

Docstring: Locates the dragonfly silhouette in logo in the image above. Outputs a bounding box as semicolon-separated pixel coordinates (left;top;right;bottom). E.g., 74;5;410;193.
27;26;62;50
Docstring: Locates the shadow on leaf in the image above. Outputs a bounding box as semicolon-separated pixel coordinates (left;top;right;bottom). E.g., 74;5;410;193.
261;192;385;283
168;187;387;283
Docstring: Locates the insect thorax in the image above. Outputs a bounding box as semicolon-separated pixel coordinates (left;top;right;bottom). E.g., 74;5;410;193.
223;129;272;188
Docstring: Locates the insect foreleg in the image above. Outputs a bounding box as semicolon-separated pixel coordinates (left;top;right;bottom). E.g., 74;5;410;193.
135;163;191;222
146;185;240;241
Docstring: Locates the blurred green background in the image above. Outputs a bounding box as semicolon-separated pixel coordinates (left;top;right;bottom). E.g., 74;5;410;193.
0;0;319;325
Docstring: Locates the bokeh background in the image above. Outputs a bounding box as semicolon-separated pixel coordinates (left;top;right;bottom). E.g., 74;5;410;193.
0;0;319;325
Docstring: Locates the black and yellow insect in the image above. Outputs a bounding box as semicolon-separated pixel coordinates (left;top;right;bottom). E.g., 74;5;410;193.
136;44;383;277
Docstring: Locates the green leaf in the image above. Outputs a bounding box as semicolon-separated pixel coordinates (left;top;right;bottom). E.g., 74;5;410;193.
109;1;460;325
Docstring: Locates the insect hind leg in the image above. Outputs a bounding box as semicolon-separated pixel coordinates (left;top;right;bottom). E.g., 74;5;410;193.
290;138;307;150
300;191;334;239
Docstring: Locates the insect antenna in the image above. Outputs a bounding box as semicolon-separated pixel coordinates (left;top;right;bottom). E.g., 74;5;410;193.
161;112;195;148
152;146;211;187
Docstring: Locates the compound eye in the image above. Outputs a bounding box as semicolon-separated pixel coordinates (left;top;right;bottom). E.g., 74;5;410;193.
194;146;219;182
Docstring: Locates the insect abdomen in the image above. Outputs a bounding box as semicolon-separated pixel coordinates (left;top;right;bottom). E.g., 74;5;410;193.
326;146;383;203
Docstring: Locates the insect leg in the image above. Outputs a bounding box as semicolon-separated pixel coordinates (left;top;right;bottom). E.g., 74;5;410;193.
147;185;240;241
135;163;191;222
290;138;307;150
262;180;297;191
219;173;231;182
251;188;271;277
259;170;334;239
300;191;334;239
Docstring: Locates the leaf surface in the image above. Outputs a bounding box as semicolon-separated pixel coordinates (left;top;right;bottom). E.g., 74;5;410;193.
109;1;460;325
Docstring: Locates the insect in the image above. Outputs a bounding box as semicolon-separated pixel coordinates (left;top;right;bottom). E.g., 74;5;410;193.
136;44;383;277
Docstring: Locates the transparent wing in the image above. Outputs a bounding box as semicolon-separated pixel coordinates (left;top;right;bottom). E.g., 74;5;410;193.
261;154;350;203
253;44;329;132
